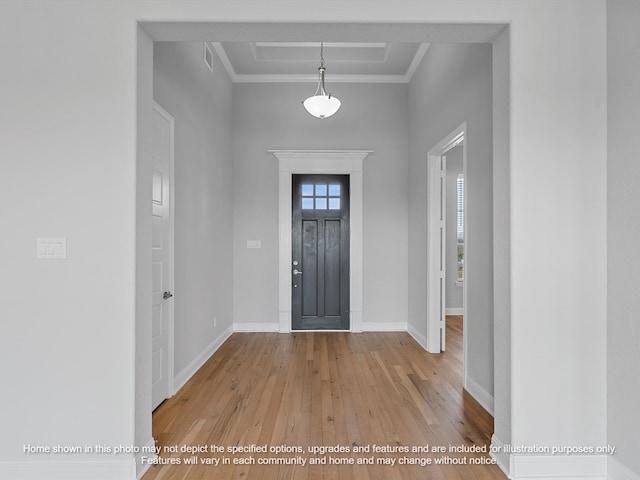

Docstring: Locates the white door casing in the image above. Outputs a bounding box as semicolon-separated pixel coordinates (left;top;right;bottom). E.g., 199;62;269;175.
427;123;466;355
151;102;175;410
270;150;371;333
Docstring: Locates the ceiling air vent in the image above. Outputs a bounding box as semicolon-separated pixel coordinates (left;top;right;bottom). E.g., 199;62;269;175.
203;43;214;73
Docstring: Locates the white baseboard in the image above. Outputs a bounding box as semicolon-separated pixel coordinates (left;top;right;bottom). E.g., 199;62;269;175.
609;456;640;480
0;457;135;480
490;435;511;477
464;374;494;416
233;323;279;332
445;307;463;315
407;324;429;352
234;322;407;333
510;453;607;479
136;437;157;480
362;322;407;331
234;323;407;333
173;325;233;393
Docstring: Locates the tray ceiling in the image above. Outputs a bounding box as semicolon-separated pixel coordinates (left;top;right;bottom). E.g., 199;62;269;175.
211;41;430;83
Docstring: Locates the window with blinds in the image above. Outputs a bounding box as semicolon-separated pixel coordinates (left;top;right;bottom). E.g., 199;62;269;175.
456;174;464;284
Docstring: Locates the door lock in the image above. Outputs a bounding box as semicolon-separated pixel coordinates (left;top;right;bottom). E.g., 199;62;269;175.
163;291;173;300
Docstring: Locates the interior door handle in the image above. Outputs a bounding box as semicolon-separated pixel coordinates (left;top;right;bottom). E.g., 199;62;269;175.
163;291;173;299
293;269;303;275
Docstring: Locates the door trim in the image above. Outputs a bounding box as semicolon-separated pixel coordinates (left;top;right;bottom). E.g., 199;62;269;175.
152;101;175;405
427;122;466;358
270;150;372;333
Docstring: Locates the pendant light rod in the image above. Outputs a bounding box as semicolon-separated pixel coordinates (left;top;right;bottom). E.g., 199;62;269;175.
303;42;341;119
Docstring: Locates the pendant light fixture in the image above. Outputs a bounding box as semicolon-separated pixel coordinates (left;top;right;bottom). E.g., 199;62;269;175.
303;43;341;119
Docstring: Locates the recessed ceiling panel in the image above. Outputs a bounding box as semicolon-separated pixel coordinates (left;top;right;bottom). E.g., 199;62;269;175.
220;41;423;77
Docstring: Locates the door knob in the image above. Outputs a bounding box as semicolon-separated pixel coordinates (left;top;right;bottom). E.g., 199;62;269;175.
163;291;173;300
293;269;303;276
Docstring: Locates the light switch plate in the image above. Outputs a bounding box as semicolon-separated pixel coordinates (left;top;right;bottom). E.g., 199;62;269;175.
246;240;262;249
37;238;67;259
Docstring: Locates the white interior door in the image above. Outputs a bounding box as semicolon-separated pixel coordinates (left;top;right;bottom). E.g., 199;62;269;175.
151;102;174;410
427;153;446;352
439;155;447;351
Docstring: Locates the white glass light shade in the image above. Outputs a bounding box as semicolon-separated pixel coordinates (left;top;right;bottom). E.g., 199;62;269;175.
303;94;341;119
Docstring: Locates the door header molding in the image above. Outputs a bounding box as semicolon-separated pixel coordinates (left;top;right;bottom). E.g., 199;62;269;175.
270;150;372;174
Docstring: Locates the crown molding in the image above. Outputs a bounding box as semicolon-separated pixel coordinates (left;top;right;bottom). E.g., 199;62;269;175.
406;43;430;81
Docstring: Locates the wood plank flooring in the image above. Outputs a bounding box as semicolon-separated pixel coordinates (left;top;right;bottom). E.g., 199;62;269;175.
143;316;506;480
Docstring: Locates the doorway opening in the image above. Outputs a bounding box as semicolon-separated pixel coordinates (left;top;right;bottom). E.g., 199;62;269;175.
137;21;511;478
151;101;175;411
426;123;467;377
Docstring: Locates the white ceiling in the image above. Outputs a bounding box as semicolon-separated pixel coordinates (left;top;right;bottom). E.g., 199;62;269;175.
210;41;430;83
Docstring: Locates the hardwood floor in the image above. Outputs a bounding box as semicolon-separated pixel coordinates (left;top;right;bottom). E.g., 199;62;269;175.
143;316;506;480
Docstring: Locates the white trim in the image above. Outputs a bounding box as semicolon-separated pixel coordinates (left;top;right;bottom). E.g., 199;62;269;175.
173;325;233;393
233;73;411;84
609;457;640;480
203;42;214;72
510;454;607;480
405;43;430;82
210;42;234;81
135;437;157;480
445;307;463;315
490;435;511;477
464;375;494;416
362;322;408;331
152;101;175;406
233;323;279;332
0;458;135;480
407;324;429;352
270;150;372;333
255;41;389;49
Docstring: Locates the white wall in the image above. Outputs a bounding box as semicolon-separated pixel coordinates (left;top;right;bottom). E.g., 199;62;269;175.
232;82;409;330
408;43;495;402
153;42;234;379
509;2;607;455
0;2;609;480
0;2;138;477
135;24;154;468
445;145;464;311
607;0;640;477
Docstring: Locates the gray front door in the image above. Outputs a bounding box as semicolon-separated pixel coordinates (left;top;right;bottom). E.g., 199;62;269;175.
292;174;350;330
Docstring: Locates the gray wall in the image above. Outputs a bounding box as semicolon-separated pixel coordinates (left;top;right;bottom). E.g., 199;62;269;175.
607;0;640;476
445;145;464;311
153;42;234;377
408;44;494;399
232;82;409;329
